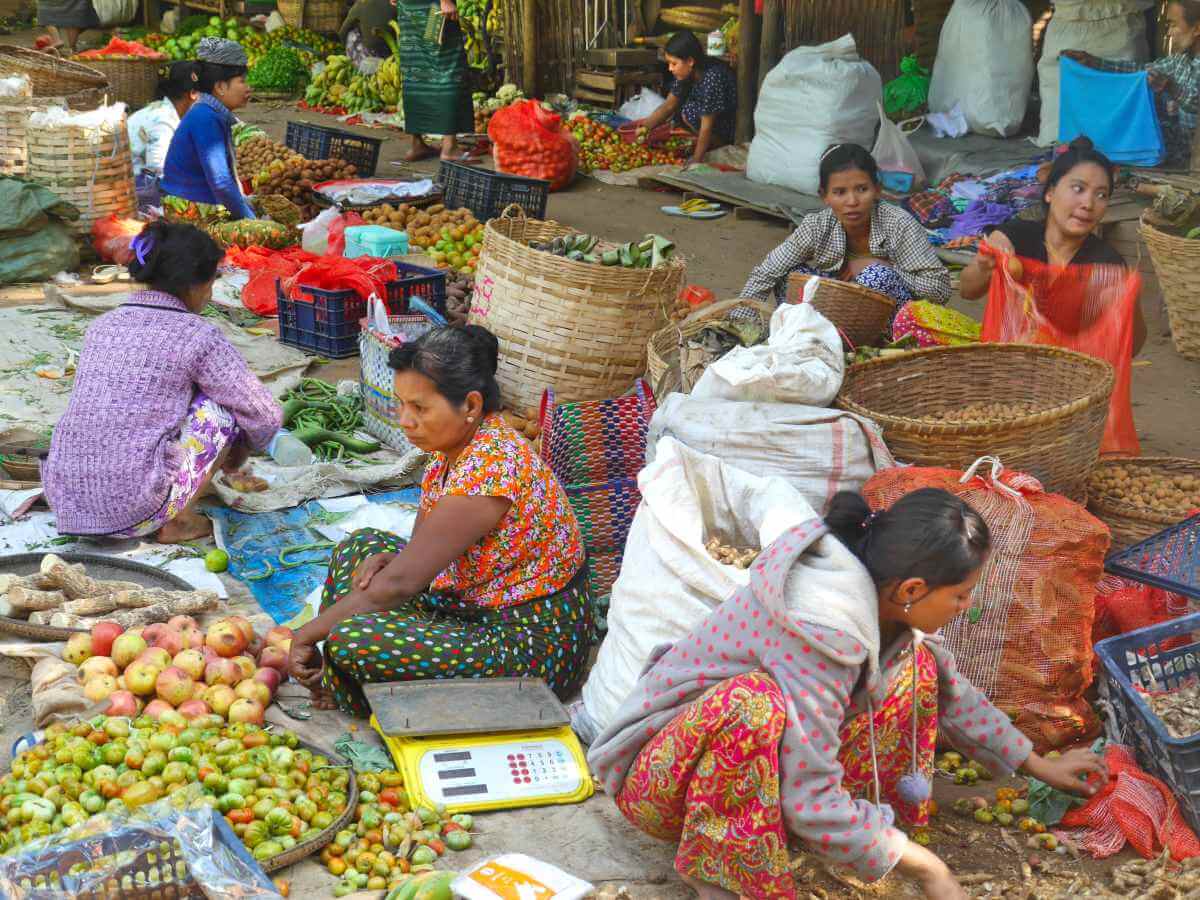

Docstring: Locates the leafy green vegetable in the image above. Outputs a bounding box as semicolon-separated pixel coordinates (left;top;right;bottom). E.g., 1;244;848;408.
246;45;308;93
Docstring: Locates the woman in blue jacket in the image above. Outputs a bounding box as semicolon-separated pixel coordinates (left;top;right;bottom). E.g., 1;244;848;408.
161;38;256;224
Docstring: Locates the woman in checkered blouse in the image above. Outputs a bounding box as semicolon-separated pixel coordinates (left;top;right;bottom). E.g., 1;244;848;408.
740;144;951;328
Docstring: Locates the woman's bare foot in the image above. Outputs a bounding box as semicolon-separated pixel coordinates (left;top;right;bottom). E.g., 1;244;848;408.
309;685;338;710
155;511;212;544
678;873;739;900
438;135;460;161
404;140;438;162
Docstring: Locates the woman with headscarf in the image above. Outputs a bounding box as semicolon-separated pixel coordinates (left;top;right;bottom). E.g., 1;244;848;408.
391;0;474;161
160;38;256;223
129;61;202;211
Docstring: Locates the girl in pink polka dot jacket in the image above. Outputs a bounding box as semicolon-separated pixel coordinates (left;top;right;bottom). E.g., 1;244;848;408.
587;489;1106;900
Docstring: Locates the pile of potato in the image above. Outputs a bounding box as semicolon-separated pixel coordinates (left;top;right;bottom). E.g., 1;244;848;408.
705;538;759;569
1090;463;1200;515
235;136;302;182
932;402;1037;423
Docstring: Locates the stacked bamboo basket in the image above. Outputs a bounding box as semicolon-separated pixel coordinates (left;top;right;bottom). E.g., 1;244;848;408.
0;97;66;177
276;0;342;32
25;109;135;242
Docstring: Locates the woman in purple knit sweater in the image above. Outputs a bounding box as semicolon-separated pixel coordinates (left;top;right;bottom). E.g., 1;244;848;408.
43;222;281;543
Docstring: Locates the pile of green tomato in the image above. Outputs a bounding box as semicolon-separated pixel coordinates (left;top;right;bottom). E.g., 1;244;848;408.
0;715;350;865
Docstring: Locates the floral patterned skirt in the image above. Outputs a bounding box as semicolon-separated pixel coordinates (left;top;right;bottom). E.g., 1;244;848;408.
615;647;938;899
111;391;238;539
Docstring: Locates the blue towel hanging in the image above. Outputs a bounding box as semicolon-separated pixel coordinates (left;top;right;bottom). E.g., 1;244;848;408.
1058;56;1165;166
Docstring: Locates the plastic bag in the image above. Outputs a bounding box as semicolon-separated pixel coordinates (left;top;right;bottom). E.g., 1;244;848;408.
90;0;137;26
618;89;666;121
871;103;926;193
327;210;365;257
455;854;594;900
0;223;80;284
690;299;845;406
883;54;930;117
299;207;342;255
29;656;89;728
747;35;881;196
488;99;579;191
863;456;1110;752
980;242;1141;456
928;0;1033;137
91;215;143;265
582;436;817;732
0;786;282;898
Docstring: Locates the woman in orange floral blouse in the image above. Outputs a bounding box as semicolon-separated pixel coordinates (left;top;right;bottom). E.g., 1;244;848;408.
288;326;592;715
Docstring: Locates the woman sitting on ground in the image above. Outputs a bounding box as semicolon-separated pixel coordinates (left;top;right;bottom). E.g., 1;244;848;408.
288;326;593;716
589;489;1105;900
160;38;256;223
740;144;952;330
633;31;737;167
44;222;281;544
959;136;1145;455
129;61;202;211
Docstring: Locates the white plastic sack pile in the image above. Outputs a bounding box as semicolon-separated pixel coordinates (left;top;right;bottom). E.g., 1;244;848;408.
92;0;137;27
1036;0;1151;147
747;35;881;196
690;300;844;406
928;0;1034;137
580;437;815;734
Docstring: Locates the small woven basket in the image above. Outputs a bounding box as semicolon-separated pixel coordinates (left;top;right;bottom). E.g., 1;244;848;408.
276;0;343;31
0;96;64;177
1139;213;1200;361
646;297;774;395
837;343;1114;502
1088;457;1200;551
0;45;108;109
469;205;682;412
73;55;160;110
787;272;895;348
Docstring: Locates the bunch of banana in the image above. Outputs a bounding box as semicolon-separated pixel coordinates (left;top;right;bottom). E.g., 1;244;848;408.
304;54;356;107
342;72;385;113
680;198;722;215
375;54;402;109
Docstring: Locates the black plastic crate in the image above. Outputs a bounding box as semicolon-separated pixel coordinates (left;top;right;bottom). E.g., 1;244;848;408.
1096;611;1200;836
438;160;550;222
276;263;446;358
285;121;383;176
1106;515;1200;601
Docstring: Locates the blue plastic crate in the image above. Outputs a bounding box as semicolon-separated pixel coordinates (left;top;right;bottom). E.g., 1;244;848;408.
1096;609;1200;835
438;160;550;222
1105;514;1200;601
276;263;445;358
285;121;383;176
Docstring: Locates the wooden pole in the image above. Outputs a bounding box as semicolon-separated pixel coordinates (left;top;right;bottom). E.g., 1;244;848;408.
758;0;781;92
736;0;759;144
522;0;538;97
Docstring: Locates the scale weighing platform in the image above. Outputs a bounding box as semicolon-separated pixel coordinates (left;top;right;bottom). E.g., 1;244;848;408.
366;678;594;814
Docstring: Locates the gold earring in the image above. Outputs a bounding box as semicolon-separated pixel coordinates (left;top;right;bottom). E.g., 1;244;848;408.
467;416;474;423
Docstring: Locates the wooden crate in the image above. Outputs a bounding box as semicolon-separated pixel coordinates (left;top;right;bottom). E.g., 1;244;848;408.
572;67;662;109
584;47;660;68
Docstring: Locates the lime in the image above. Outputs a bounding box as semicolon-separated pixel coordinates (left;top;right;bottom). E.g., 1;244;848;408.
205;549;230;573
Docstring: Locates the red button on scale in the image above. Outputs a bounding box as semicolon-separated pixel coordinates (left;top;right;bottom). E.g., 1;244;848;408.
507;755;515;761
524;777;532;784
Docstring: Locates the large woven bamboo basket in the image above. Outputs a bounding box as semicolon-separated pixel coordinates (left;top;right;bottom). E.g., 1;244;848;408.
787;272;895;348
470;206;683;412
0;96;63;177
74;55;160;110
276;0;343;31
1139;214;1200;361
837;343;1114;502
25;117;135;240
0;45;108;109
1087;457;1200;551
646;297;774;395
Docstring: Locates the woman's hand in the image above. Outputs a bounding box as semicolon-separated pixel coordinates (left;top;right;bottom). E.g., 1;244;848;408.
221;440;250;474
288;640;324;690
897;842;967;900
440;0;457;19
1023;748;1108;798
353;552;397;590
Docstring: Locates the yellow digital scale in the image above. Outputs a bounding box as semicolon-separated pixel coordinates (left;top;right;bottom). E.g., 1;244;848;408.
366;678;594;814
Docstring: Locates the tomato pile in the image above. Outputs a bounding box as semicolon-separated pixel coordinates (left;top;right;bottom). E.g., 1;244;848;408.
569;116;689;174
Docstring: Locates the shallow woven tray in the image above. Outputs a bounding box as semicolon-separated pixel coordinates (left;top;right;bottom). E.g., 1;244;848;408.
1088;457;1200;552
0;552;194;640
787;272;895;348
646;297;774;395
0;45;109;109
262;736;358;871
837;343;1114;502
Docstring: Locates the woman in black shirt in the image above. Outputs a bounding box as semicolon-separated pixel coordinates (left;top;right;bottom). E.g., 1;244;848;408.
960;137;1146;354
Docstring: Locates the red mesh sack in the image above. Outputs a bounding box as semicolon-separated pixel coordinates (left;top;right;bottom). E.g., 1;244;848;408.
1060;744;1200;860
488;99;579;191
862;456;1110;752
980;244;1140;456
91;216;143;265
225;246;319;316
1093;575;1192;659
286;256;397;303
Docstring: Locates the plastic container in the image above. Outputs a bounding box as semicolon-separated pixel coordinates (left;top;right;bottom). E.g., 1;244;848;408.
267;429;314;466
438;160;550;222
285;121;383;176
1096;609;1200;835
344;224;409;259
1105;514;1200;601
276;262;446;358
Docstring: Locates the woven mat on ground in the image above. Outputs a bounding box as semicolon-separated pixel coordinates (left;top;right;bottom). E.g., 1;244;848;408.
208;488;420;626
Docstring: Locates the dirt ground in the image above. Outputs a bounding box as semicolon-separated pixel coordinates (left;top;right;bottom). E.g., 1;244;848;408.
0;68;1192;897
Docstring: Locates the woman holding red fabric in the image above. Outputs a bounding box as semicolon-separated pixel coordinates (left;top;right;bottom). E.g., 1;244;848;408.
959;138;1145;455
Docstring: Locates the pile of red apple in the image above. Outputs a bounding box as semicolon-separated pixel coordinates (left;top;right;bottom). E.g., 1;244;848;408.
64;615;295;728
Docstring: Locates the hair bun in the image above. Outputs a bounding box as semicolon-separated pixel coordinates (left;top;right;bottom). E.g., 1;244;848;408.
462;324;500;376
1068;136;1095;152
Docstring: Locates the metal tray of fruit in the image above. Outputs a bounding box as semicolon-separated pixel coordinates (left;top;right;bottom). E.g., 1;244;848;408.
0;552;194;642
